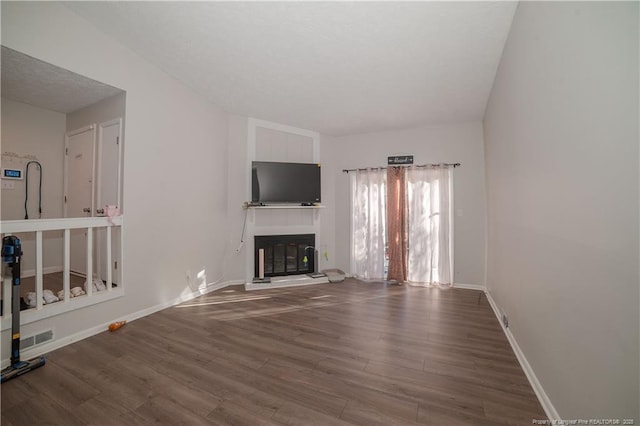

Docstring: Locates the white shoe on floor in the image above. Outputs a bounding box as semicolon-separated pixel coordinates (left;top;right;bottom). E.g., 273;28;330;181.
43;289;59;304
26;292;37;307
93;278;106;292
84;278;106;292
71;286;85;297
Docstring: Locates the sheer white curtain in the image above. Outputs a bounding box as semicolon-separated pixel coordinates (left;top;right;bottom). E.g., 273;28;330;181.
406;166;452;285
351;169;387;280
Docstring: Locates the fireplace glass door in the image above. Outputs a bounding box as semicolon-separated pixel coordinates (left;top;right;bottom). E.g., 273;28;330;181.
255;234;315;277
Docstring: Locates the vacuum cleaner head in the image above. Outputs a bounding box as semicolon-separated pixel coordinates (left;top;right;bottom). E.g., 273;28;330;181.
1;236;47;384
0;356;46;383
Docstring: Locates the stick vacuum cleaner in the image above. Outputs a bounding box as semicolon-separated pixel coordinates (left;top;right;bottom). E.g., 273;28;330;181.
0;236;45;383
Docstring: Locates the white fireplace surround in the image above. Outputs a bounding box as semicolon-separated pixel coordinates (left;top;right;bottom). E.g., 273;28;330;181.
244;118;323;288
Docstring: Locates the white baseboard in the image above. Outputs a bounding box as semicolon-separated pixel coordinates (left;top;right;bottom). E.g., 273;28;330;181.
484;290;560;423
21;266;64;278
1;278;243;369
453;282;486;291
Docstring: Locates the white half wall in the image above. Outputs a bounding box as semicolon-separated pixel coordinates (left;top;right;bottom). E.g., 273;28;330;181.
1;2;229;358
484;2;639;420
322;122;487;287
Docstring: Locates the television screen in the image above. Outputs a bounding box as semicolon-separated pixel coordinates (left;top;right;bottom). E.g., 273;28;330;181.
252;161;321;204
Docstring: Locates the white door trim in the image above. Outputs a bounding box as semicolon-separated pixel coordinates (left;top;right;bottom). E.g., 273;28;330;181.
97;118;123;210
96;118;123;284
64;124;96;218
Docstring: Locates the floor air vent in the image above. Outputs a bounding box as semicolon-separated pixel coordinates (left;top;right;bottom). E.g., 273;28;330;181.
20;330;53;350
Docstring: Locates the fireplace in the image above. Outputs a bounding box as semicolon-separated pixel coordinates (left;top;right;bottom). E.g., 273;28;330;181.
254;234;315;277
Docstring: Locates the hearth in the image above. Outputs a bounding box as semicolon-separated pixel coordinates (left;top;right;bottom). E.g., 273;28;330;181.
254;234;315;277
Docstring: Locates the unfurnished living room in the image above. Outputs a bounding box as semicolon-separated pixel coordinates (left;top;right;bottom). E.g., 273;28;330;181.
0;1;638;425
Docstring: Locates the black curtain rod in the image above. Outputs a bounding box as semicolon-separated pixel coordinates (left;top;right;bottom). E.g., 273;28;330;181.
342;163;460;173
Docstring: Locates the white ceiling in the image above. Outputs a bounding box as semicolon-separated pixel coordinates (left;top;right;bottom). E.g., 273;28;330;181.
1;46;123;114
65;2;517;136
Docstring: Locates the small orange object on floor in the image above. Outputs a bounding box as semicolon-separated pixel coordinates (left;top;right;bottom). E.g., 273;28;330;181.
108;321;126;331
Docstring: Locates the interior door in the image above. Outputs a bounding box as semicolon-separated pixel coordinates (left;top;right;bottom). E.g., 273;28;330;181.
65;126;96;276
96;119;122;284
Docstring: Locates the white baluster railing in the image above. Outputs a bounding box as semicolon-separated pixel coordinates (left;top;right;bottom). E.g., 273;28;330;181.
1;216;123;329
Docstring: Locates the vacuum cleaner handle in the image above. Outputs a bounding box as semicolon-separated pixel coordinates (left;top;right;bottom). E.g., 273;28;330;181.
2;235;22;266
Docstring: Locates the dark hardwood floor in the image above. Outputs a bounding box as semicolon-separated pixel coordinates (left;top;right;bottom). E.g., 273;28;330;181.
0;279;546;425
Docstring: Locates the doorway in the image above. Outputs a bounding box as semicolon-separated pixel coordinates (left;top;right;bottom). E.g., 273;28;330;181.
65;125;96;275
64;118;123;280
96;118;122;285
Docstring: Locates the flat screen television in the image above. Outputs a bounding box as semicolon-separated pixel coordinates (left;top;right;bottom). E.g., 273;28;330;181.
252;161;321;204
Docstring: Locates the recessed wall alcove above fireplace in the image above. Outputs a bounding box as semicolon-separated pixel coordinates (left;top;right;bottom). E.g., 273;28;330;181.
244;118;324;287
254;234;315;277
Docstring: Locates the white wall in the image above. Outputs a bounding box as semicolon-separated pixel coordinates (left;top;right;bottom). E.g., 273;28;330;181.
1;2;230;358
225;115;250;281
322;122;487;286
319;134;338;274
66;92;126;132
1;98;65;274
484;2;638;420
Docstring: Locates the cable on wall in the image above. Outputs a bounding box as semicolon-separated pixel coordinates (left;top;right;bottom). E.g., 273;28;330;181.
238;206;249;250
24;161;43;219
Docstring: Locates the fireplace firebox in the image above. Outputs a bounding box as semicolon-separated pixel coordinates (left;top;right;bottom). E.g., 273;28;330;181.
254;234;315;277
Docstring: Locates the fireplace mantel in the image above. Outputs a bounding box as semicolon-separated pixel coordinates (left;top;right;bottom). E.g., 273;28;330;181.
247;204;325;209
